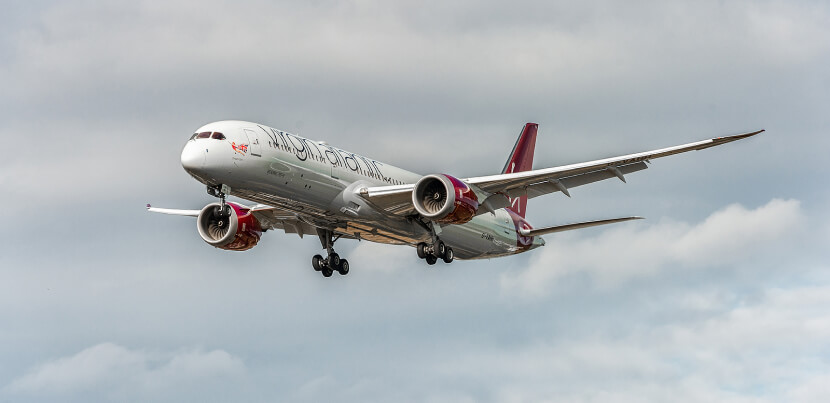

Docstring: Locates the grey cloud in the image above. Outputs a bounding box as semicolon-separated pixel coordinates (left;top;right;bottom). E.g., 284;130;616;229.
502;198;805;295
7;343;244;399
1;1;828;402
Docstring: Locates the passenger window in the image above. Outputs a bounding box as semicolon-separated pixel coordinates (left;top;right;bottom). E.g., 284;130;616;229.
197;132;211;139
211;132;226;140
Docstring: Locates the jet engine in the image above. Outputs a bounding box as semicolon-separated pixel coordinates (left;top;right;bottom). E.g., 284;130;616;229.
412;174;479;224
196;202;262;251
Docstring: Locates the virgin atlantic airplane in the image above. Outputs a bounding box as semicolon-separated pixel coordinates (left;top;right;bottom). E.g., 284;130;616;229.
148;121;762;277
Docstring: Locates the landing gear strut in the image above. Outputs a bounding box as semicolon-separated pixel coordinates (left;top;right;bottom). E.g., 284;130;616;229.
207;185;231;223
313;229;349;277
416;239;454;265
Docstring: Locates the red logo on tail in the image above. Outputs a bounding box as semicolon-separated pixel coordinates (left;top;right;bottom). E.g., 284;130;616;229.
502;123;538;218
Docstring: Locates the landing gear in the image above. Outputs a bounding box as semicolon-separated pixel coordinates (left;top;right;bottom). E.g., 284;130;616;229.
312;255;324;271
313;229;350;277
207;184;231;219
416;240;454;265
442;247;454;264
337;260;350;275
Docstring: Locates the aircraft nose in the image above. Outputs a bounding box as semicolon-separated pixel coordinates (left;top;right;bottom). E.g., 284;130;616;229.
181;141;205;172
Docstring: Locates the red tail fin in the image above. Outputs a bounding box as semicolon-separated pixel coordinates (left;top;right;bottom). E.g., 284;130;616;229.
502;123;537;218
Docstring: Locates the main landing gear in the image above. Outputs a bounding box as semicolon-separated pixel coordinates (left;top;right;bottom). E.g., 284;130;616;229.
312;229;349;277
416;240;454;265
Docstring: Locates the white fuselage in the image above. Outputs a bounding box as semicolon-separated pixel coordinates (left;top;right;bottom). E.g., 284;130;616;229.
181;121;544;259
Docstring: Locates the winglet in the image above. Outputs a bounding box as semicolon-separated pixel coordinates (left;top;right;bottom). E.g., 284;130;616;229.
717;129;764;140
694;129;763;152
712;129;764;144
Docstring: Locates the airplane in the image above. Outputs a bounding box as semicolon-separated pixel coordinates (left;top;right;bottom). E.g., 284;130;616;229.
148;121;762;277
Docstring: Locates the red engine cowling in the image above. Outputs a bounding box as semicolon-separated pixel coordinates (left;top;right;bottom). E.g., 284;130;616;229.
412;174;479;224
196;202;262;251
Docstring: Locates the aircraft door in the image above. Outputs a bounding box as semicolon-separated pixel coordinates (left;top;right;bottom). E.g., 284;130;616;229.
243;129;262;157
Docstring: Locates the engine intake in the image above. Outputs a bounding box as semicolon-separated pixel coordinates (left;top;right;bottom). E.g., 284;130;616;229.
197;202;262;251
412;174;479;224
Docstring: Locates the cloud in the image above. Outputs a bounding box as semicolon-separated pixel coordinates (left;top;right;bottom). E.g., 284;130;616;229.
347;241;415;273
0;1;827;403
7;343;245;397
414;284;830;403
502;198;805;296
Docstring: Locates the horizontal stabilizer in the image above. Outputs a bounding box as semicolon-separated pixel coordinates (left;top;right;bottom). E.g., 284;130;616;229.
519;216;643;237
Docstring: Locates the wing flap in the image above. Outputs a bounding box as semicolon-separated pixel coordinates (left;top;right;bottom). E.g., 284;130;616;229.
250;206;320;237
358;184;416;216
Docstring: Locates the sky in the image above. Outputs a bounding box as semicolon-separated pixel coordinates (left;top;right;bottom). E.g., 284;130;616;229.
1;0;829;401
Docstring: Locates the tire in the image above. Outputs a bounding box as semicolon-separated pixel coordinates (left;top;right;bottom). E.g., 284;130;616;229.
437;241;446;257
426;255;437;265
322;267;333;277
329;253;341;268
442;247;454;264
417;243;427;259
337;259;350;275
312;255;324;271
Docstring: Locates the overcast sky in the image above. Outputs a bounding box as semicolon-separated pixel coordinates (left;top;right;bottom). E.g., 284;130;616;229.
1;1;828;401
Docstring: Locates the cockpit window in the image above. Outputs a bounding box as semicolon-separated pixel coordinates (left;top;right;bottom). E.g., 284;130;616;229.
196;132;211;139
190;133;199;140
211;132;226;140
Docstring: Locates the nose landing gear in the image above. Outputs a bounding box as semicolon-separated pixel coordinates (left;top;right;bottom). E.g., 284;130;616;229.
207;184;232;220
313;229;349;277
207;184;231;214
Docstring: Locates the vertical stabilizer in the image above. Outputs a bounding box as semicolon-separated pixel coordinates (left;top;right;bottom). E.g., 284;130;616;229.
501;123;538;218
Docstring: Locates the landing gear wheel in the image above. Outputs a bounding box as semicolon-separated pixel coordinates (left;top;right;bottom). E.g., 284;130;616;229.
436;241;447;257
312;255;324;271
442;247;454;263
337;259;350;275
322;267;333;277
329;253;341;268
426;255;438;265
417;243;427;259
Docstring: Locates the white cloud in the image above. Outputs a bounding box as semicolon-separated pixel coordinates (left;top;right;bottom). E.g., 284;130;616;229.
421;284;830;403
502;198;805;296
0;2;827;403
7;343;245;397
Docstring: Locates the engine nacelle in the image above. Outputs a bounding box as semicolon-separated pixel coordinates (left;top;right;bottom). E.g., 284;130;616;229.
412;174;479;224
196;202;262;251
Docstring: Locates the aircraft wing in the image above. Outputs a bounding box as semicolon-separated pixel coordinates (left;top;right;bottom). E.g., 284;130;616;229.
146;205;200;216
359;130;763;215
520;216;643;237
249;205;320;238
146;203;320;238
465;130;763;198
